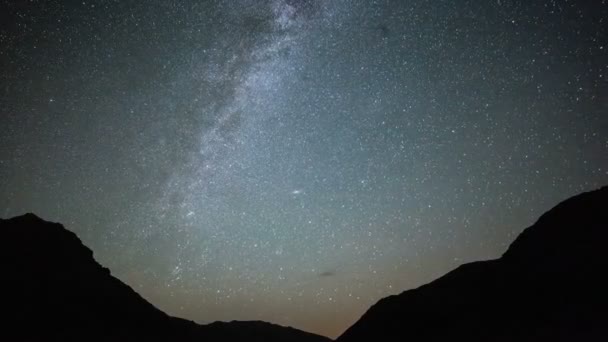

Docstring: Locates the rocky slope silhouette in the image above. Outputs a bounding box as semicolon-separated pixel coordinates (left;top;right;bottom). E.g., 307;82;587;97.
1;213;331;342
337;186;608;341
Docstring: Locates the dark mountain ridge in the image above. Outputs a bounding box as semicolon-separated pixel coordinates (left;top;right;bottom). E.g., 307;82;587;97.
337;186;608;341
1;213;331;342
2;186;607;341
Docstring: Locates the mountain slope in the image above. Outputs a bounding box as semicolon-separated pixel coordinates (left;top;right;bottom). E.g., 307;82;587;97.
0;213;331;342
337;186;608;341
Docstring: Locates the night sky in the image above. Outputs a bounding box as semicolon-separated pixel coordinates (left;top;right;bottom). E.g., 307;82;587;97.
1;0;607;338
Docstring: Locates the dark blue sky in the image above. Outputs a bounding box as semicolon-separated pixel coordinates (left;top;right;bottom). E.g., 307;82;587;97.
1;0;607;338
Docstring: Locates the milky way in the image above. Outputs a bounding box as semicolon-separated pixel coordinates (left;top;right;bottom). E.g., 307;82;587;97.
1;0;607;338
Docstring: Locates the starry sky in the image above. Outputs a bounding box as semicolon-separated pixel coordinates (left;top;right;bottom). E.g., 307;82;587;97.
1;0;607;338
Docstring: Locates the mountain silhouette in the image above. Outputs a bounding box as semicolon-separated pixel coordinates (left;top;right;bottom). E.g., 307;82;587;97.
337;186;608;341
3;186;607;341
0;213;332;342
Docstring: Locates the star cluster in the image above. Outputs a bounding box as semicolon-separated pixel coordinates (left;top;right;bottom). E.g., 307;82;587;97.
1;0;607;338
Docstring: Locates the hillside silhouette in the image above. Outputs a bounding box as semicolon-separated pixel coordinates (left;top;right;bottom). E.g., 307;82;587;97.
0;213;331;342
2;186;607;341
337;186;608;341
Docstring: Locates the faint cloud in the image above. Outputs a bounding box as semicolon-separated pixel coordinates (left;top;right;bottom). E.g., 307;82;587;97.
319;270;335;277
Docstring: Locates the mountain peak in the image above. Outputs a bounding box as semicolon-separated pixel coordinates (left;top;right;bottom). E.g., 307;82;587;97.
502;186;608;262
2;213;95;265
1;213;331;342
338;186;608;341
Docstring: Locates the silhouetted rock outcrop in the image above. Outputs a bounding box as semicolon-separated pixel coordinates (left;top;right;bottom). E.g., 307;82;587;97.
337;186;608;341
0;213;331;342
